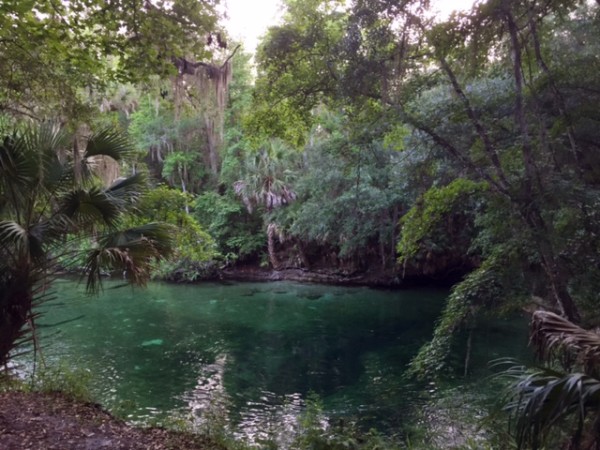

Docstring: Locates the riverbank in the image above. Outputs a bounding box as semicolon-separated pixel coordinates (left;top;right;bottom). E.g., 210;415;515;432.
0;391;223;450
218;265;466;288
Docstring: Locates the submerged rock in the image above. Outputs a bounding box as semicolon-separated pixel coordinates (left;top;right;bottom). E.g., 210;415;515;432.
141;339;164;347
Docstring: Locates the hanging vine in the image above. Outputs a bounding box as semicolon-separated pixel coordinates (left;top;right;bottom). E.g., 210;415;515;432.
171;45;240;178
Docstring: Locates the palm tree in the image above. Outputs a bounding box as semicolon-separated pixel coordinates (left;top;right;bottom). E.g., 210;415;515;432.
0;124;173;367
234;139;297;269
502;311;600;449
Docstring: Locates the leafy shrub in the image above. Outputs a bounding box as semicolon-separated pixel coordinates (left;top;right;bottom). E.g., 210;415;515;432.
124;185;218;279
195;191;265;263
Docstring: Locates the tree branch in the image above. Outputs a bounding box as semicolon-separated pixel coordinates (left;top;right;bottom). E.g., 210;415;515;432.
172;45;242;75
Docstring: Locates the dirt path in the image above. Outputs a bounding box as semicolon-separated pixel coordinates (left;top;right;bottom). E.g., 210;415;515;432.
0;391;223;450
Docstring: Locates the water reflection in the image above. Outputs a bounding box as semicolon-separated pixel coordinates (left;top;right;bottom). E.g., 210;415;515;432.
184;353;319;447
30;280;529;441
185;353;229;422
232;391;306;448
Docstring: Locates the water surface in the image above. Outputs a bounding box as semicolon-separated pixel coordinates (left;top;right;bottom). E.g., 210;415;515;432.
34;279;529;439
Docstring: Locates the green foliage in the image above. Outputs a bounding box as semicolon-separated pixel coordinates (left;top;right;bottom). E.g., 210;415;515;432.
129;95;208;192
248;0;346;146
128;95;175;154
397;178;487;265
0;124;174;365
504;364;600;449
499;311;600;448
267;110;408;269
407;254;518;380
251;0;600;323
0;0;218;122
226;49;254;127
243;100;312;149
162;151;200;186
194;191;265;263
125;185;217;273
0;362;94;404
31;363;94;404
234;139;299;213
382;124;410;152
286;393;405;450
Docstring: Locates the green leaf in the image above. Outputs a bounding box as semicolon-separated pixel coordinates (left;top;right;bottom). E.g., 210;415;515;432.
60;188;121;228
84;128;133;161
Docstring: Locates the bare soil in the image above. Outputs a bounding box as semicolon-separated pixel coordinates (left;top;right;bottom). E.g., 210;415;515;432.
0;391;224;450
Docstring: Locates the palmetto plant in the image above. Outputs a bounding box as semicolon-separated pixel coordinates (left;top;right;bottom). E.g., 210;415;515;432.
501;311;600;449
234;139;297;269
233;139;297;214
0;124;173;367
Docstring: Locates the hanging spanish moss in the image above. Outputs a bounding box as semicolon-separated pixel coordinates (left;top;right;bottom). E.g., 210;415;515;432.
172;46;239;178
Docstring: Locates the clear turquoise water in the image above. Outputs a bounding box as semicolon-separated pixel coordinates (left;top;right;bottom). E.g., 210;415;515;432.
31;278;530;439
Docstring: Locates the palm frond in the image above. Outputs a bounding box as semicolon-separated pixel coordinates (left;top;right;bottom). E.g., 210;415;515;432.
234;141;298;213
83;223;175;293
24;124;70;189
84;128;132;161
499;312;600;449
0;126;71;219
0;133;37;190
105;172;146;205
37;214;75;241
531;311;600;375
504;364;600;449
60;188;121;228
26;123;69;158
0;123;174;368
0;220;49;264
98;223;174;254
28;214;78;258
0;220;28;247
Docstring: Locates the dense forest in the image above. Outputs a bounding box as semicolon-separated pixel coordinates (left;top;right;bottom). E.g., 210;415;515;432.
1;0;600;448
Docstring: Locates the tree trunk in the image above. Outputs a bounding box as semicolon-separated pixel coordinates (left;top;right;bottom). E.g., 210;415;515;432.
0;274;33;368
522;206;581;323
179;166;190;214
297;240;311;269
204;116;220;177
505;10;541;198
391;205;399;264
505;9;580;323
464;327;473;377
267;223;279;270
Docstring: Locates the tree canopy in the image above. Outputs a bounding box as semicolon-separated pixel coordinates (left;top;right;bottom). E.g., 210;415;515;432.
0;0;219;121
2;0;600;446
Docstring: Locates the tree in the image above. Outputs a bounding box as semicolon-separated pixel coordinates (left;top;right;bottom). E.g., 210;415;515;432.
252;0;600;374
194;191;265;265
234;139;298;268
0;0;219;122
401;1;600;373
270;109;410;272
0;124;173;366
247;0;346;146
189;48;267;265
124;184;218;281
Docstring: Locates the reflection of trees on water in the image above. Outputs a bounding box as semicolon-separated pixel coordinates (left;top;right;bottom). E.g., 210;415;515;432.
232;391;306;447
184;353;231;433
183;353;322;447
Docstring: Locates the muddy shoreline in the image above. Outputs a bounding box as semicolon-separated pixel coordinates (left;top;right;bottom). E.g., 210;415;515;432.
216;266;464;288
